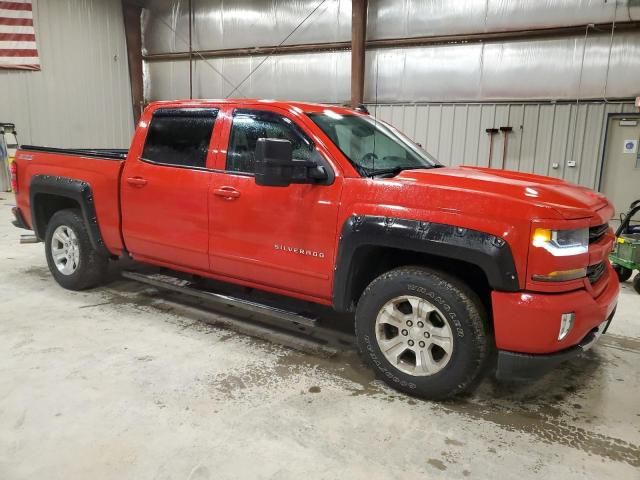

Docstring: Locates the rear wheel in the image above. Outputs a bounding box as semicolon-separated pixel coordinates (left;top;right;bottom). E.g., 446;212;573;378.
633;274;640;295
613;264;633;282
355;266;490;400
44;209;108;290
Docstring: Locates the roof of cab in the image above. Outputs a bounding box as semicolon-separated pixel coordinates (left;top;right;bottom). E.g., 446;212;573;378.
145;98;361;116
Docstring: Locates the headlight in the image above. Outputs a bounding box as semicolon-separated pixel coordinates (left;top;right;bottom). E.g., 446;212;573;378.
532;228;588;256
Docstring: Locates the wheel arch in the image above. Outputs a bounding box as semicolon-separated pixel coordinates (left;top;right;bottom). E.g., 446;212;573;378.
29;175;109;256
332;215;519;312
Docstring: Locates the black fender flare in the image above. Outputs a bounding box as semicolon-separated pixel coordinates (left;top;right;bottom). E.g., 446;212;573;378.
29;175;110;256
332;215;520;311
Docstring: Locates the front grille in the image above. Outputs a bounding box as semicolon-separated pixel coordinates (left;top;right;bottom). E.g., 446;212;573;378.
587;262;606;284
589;223;608;244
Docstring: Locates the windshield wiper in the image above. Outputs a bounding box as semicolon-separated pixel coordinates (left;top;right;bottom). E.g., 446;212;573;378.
367;165;436;178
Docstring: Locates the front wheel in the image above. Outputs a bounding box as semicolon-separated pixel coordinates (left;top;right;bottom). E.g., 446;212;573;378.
44;209;108;290
355;266;491;400
613;264;633;282
633;274;640;294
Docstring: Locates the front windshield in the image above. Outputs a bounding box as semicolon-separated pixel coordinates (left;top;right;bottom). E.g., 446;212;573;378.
307;112;439;176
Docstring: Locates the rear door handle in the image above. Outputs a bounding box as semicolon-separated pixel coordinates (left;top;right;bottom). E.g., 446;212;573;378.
213;187;240;199
126;176;148;187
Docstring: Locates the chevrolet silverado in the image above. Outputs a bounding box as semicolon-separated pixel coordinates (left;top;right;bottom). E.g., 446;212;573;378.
10;99;619;399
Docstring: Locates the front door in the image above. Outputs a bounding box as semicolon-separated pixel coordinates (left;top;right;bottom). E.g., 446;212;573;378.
600;116;640;216
121;107;218;271
208;105;343;302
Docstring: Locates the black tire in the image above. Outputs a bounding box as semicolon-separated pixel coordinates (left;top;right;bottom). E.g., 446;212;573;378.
44;209;108;290
613;264;633;282
355;266;490;400
633;274;640;295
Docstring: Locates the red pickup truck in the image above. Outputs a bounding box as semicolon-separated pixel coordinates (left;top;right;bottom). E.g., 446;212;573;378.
10;99;619;399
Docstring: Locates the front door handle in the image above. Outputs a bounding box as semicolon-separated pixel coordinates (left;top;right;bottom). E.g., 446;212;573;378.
213;187;240;199
126;176;148;187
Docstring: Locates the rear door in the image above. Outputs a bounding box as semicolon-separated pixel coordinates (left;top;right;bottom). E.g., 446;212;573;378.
208;105;343;302
121;107;219;271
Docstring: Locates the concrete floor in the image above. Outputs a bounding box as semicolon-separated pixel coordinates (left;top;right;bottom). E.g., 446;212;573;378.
0;201;639;480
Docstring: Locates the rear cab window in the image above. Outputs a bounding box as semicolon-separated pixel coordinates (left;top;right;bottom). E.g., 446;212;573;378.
141;108;218;169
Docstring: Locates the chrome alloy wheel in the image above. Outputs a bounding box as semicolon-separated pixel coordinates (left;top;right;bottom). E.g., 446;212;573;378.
51;225;80;275
375;295;454;376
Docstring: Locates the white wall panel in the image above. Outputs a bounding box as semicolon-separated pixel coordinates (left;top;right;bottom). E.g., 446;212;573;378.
144;2;640;104
145;32;640;103
519;105;540;174
146;50;351;103
364;32;640;103
370;102;635;190
143;0;640;53
450;105;467;167
142;0;351;54
369;0;640;40
0;0;133;148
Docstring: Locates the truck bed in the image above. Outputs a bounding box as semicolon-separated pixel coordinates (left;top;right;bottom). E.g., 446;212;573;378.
15;145;127;256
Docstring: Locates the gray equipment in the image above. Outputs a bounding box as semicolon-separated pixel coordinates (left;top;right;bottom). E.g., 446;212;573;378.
0;123;18;192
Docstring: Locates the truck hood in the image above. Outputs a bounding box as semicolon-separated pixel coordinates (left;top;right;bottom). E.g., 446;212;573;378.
397;166;610;220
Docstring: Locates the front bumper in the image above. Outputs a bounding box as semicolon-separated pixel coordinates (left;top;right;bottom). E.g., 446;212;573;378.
491;262;619;381
491;263;619;354
11;206;29;230
496;308;615;381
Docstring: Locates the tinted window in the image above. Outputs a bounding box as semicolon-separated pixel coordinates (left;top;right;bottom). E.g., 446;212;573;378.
226;109;314;173
142;108;217;168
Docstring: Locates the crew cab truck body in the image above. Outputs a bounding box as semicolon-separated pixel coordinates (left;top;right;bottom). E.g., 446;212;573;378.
11;99;619;399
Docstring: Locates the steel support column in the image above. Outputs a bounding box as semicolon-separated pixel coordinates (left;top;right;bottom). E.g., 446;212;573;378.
351;0;367;107
122;1;144;124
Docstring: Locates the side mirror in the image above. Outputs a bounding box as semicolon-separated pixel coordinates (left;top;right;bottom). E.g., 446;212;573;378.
254;138;295;187
254;138;330;187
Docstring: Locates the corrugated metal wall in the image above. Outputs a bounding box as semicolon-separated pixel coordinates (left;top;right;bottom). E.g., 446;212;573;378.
364;32;640;103
145;30;640;104
140;0;640;190
142;0;640;103
371;101;637;190
142;0;351;53
0;0;133;148
367;0;640;39
145;52;352;102
142;0;640;52
1;0;633;193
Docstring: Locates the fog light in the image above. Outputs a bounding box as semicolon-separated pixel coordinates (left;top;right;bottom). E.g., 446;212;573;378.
558;313;575;340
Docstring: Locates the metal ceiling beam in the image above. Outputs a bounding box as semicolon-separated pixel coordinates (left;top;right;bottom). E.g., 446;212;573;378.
142;21;640;63
144;41;352;61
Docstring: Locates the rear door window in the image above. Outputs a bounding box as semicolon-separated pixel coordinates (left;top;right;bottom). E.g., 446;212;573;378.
142;108;218;169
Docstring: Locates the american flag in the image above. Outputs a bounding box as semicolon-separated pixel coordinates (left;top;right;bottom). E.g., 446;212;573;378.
0;0;39;71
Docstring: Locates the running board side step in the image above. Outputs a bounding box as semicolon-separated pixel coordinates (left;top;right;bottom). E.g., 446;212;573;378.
121;271;318;328
20;234;40;244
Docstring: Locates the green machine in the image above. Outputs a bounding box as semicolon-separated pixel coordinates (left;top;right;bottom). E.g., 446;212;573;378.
610;200;640;294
